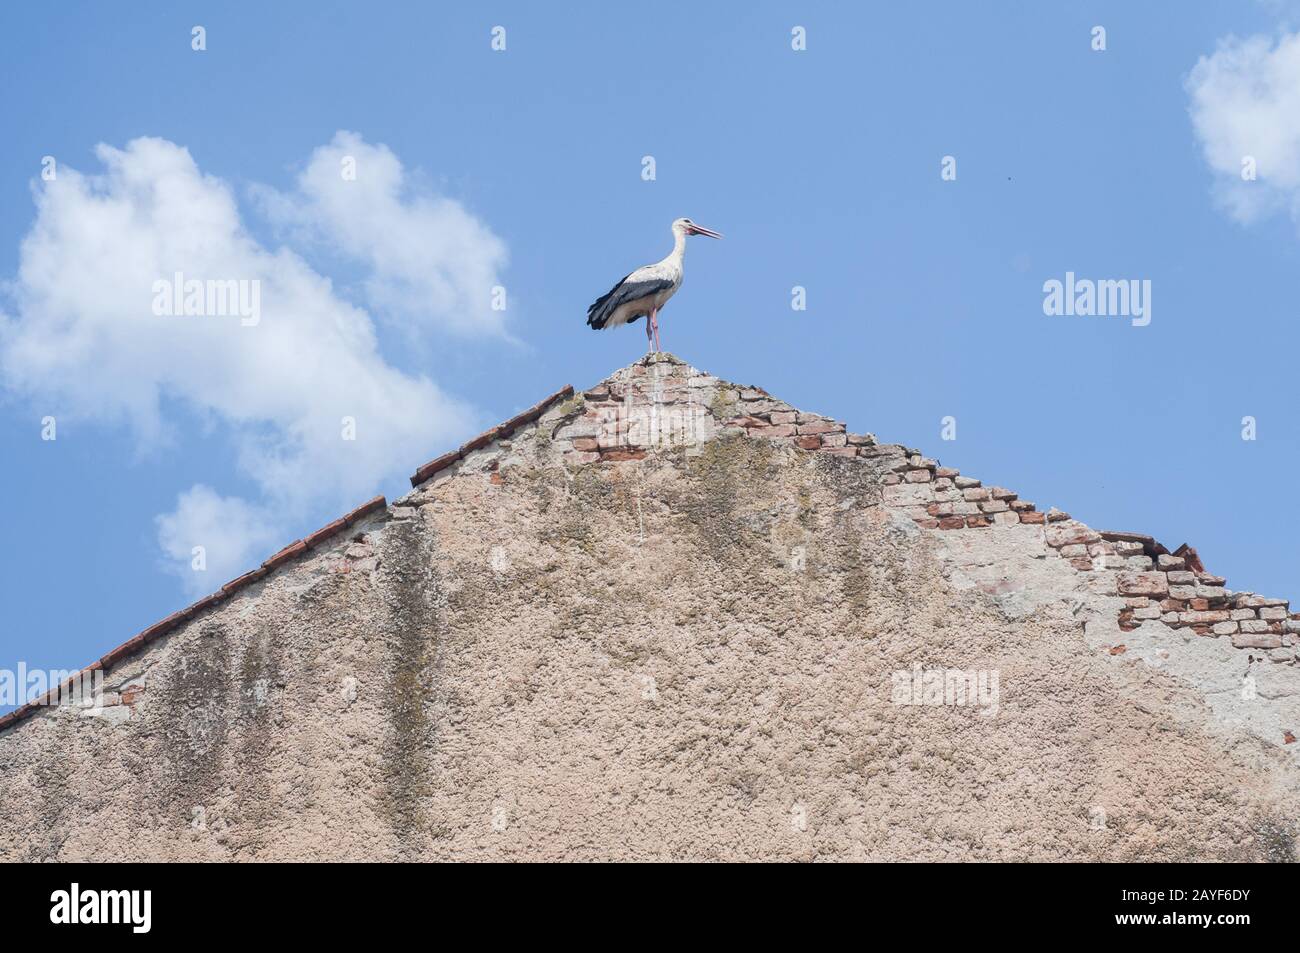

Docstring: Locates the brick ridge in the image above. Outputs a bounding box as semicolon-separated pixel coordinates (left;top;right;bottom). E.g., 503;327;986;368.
571;355;1298;685
871;441;1300;698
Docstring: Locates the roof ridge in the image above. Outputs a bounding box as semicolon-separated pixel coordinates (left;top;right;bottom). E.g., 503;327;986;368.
7;359;1295;739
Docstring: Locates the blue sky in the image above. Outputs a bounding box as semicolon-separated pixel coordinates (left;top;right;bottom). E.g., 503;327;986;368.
2;2;1298;703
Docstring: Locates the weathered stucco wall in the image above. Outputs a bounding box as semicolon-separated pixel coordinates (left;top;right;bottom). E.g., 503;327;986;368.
1;354;1297;861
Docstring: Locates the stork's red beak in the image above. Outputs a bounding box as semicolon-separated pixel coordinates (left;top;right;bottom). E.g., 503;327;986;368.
687;223;723;239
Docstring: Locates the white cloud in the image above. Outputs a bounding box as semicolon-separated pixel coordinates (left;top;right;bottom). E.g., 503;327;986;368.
0;135;493;591
254;131;510;339
1187;31;1300;223
155;486;281;587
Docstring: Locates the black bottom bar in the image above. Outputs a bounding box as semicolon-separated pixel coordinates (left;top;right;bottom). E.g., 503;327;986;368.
0;862;1285;940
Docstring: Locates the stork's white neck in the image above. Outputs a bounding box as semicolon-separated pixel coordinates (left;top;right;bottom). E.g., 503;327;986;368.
666;227;687;265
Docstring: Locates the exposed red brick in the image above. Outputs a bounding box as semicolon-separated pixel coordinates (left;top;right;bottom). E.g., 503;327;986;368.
1181;609;1231;625
794;435;821;450
1046;524;1097;547
965;515;991;528
1117;572;1168;597
1109;644;1127;655
1100;531;1167;557
601;448;648;462
489;471;504;486
1019;511;1045;525
819;448;857;457
938;517;965;530
1285;731;1296;745
1173;544;1204;573
796;420;843;436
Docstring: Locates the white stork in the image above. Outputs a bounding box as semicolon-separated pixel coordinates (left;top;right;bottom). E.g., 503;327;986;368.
586;218;722;352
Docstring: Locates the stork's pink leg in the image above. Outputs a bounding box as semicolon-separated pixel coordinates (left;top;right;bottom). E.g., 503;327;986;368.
651;307;662;353
645;313;653;352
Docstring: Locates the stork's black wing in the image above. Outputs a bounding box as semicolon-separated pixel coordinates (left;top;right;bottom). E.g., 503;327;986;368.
586;275;674;330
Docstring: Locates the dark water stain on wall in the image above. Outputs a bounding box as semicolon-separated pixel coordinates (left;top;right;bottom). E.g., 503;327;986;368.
148;622;233;829
376;519;446;846
230;623;284;848
669;435;777;556
27;728;75;860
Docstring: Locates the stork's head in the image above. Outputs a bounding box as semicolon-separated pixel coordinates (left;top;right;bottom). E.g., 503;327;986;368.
672;217;723;239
